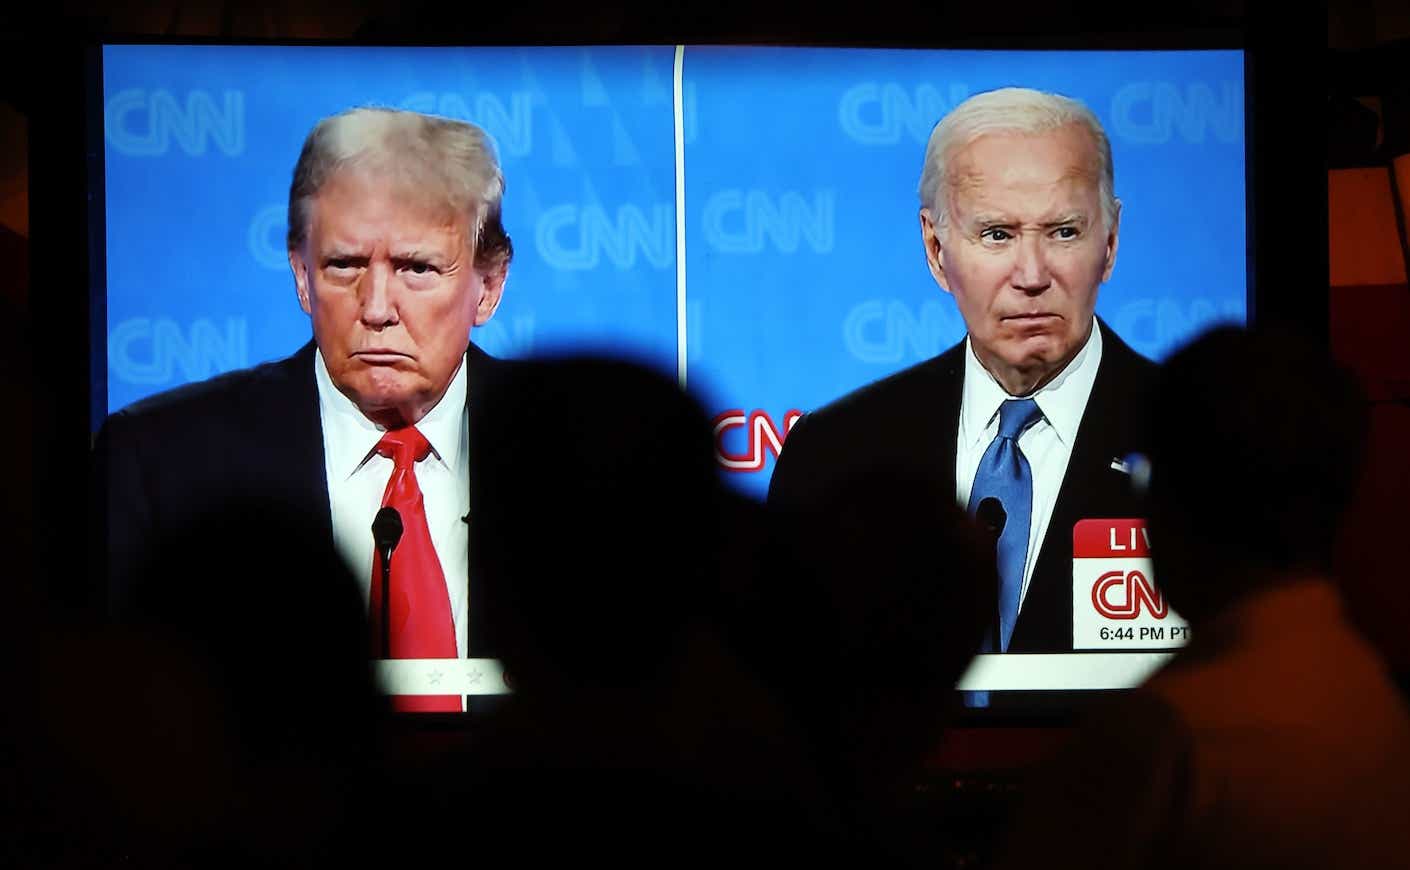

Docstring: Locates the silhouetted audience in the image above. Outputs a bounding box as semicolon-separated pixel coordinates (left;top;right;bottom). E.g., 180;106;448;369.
995;325;1410;870
757;469;996;868
10;500;382;868
124;500;384;866
367;356;850;867
27;332;1410;870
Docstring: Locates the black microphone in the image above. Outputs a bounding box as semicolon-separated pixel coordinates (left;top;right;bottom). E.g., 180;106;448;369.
975;497;1007;647
976;497;1007;540
372;507;404;660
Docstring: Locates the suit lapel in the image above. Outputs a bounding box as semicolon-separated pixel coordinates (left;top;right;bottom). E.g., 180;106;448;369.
462;341;499;656
276;341;336;550
1010;319;1153;652
923;339;967;499
463;340;499;401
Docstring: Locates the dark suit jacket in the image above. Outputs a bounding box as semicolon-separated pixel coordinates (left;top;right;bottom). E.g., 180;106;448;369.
768;318;1155;653
93;339;500;652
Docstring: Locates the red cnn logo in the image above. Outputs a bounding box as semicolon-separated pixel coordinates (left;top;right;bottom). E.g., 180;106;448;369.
1091;570;1168;620
713;409;802;472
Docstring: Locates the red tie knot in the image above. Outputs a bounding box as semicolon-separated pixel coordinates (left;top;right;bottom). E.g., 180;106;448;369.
375;426;432;468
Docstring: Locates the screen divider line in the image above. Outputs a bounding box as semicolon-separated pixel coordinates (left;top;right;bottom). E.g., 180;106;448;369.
673;44;688;390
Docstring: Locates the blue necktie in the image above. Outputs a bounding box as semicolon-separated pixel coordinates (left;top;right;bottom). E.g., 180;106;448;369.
968;398;1043;654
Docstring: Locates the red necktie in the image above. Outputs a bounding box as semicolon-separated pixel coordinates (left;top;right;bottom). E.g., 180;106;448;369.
369;426;460;713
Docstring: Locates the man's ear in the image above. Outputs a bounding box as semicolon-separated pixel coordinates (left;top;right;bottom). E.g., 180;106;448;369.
290;248;312;315
920;208;953;294
1101;199;1122;283
474;261;508;326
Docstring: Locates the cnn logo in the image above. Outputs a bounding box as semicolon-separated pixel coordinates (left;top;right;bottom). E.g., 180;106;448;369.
712;409;801;473
1091;570;1168;620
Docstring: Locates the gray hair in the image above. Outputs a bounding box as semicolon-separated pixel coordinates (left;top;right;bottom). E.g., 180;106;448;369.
286;107;513;270
918;87;1117;234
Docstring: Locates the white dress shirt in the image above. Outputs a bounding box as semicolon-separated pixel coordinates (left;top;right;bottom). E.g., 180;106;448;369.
315;349;471;661
955;319;1102;611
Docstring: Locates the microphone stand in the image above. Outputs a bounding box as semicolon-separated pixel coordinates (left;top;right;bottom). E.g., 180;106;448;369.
372;507;404;660
976;497;1008;651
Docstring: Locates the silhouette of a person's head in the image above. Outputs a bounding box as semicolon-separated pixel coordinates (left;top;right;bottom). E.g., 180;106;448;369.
1147;325;1367;624
469;355;724;694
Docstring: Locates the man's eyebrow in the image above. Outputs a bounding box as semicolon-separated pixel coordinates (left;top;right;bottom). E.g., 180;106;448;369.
319;240;370;256
965;213;1090;230
390;247;445;263
1042;213;1089;228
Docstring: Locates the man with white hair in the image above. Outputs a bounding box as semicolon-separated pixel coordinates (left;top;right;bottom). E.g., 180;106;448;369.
97;108;512;711
770;87;1155;657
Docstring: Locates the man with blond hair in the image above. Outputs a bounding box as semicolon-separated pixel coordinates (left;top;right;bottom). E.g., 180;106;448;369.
771;88;1155;659
97;108;513;711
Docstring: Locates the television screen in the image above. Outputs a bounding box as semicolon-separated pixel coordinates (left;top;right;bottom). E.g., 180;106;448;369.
95;42;1246;712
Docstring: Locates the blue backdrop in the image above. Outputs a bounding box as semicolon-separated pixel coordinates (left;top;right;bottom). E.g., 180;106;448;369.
102;44;1245;499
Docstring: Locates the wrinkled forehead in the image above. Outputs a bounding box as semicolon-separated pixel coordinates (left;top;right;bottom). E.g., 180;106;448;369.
946;126;1103;208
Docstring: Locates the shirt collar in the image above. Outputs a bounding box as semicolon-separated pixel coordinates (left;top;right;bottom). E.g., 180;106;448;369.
314;348;468;479
959;317;1103;450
